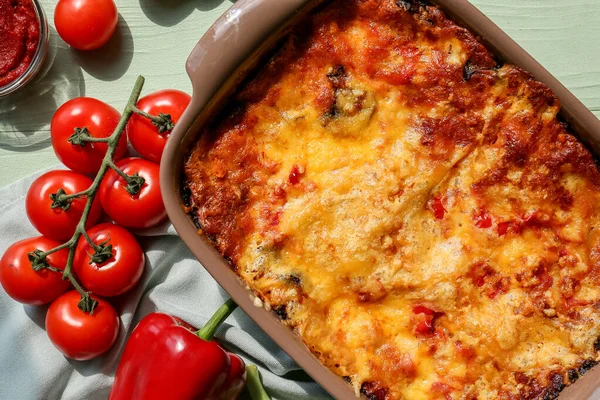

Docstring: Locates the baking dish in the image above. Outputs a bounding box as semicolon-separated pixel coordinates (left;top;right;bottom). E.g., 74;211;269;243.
160;1;600;398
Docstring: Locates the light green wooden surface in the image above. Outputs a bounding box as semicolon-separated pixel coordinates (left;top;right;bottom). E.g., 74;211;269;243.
1;0;599;187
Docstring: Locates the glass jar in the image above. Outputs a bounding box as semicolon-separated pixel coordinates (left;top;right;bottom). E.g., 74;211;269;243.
0;0;50;97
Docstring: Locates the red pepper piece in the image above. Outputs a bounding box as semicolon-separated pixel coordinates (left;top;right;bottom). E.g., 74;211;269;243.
522;211;537;224
415;318;434;335
413;305;435;315
288;164;304;185
473;209;492;228
497;221;511;236
109;300;237;400
413;305;442;336
428;196;446;219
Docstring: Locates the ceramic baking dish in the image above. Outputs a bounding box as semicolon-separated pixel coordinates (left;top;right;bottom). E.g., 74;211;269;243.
160;1;600;398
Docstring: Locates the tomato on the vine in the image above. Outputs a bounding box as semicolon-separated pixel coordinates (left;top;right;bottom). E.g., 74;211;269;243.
99;158;166;229
54;0;118;51
51;98;126;174
26;170;102;241
46;290;119;360
74;223;145;297
127;90;191;163
0;237;71;305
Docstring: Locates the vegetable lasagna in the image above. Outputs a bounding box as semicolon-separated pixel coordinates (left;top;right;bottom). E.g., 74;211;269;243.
184;0;600;398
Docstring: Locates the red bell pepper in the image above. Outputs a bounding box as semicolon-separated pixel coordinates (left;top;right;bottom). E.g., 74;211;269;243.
109;299;269;400
212;353;246;400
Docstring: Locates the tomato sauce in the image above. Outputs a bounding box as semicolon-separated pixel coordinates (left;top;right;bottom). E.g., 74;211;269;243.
0;0;39;87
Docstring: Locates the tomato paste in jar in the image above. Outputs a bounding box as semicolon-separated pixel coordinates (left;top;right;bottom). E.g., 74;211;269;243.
0;0;40;87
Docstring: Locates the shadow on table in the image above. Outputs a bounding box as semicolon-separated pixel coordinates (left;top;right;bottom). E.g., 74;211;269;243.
75;14;134;82
0;27;85;151
23;304;49;331
139;0;235;27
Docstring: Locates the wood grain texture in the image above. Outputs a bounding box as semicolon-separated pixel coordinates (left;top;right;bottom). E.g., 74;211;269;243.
0;0;599;186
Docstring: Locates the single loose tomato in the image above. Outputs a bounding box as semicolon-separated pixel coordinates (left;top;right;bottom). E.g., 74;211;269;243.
99;158;166;229
54;0;118;51
51;97;126;174
26;170;102;241
127;90;191;163
0;237;71;305
74;223;145;297
46;290;119;360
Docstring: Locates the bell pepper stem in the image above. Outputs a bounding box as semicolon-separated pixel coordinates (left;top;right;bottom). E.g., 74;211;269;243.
246;365;271;400
195;299;237;341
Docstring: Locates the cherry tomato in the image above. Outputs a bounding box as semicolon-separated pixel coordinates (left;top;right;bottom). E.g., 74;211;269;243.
99;158;166;229
26;171;102;241
127;90;191;163
0;237;71;305
51;98;126;174
46;290;119;360
74;223;145;297
54;0;118;51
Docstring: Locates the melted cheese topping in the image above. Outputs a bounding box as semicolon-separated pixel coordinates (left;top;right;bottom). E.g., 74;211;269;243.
185;1;600;399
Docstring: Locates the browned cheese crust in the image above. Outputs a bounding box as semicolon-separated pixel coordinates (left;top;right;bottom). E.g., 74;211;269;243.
184;1;600;398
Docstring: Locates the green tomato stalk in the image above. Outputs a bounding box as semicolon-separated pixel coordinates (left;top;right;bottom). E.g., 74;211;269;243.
27;75;167;313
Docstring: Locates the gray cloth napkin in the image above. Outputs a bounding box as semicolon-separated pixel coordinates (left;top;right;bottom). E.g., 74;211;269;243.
0;166;331;400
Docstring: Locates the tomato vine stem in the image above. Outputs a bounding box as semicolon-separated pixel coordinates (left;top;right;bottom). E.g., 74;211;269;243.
28;75;148;313
68;127;111;146
49;188;91;210
131;106;175;133
106;160;146;196
80;229;102;253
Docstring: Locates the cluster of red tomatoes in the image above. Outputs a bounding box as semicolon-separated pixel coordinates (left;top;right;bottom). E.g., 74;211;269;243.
0;89;190;361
